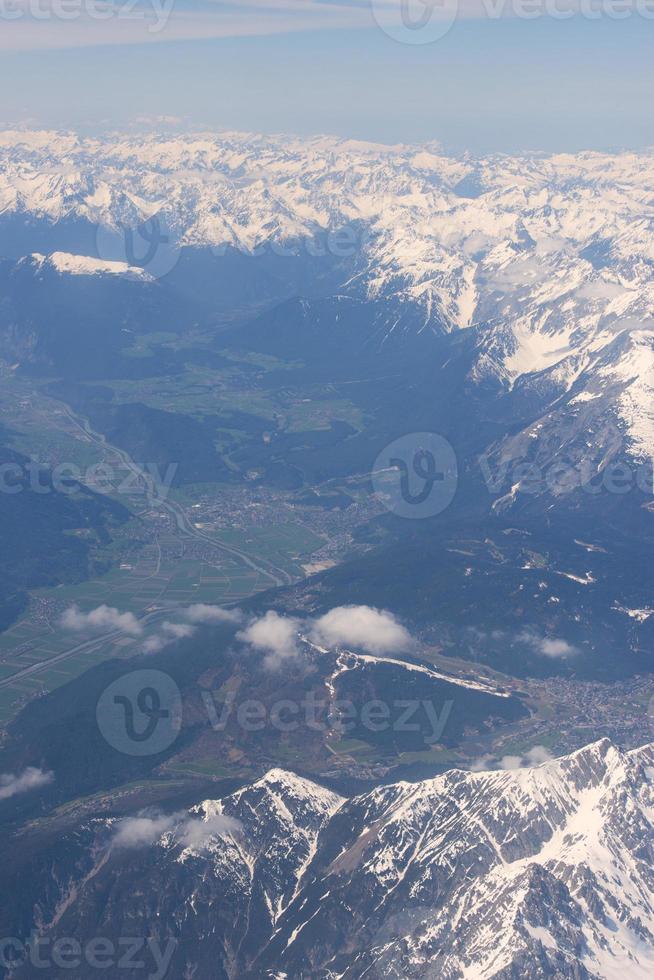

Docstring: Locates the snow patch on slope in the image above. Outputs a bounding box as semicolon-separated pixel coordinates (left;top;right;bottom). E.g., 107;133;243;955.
46;251;153;281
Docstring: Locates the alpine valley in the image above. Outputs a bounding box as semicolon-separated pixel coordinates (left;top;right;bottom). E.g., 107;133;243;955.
0;130;653;979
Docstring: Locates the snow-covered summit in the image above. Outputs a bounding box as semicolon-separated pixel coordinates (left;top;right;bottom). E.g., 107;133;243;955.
23;251;153;281
1;130;652;335
4;130;654;461
11;738;654;978
261;739;654;977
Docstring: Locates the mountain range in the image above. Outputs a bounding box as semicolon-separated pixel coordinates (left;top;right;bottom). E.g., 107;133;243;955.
1;131;653;486
2;739;652;979
1;130;653;676
1;129;654;978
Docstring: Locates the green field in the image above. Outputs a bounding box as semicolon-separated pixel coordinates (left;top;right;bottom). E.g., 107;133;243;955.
215;523;325;575
0;515;325;726
0;554;256;726
0;359;340;730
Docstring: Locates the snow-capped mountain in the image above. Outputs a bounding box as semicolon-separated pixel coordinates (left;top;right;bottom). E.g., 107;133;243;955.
268;738;654;979
5;740;653;979
30;250;153;281
2;130;654;473
2;130;653;337
0;248;194;376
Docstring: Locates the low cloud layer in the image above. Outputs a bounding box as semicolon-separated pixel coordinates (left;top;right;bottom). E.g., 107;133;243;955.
142;620;196;654
311;605;413;655
162;621;196;640
179;813;241;850
238;610;300;670
140;605;242;655
112;812;177;848
237;604;414;670
0;766;54;801
61;604;142;636
183;604;243;625
517;630;578;659
470;745;555;772
112;810;240;850
500;745;555;770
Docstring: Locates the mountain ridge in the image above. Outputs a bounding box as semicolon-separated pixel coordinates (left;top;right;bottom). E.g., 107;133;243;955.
3;130;653;473
3;738;652;979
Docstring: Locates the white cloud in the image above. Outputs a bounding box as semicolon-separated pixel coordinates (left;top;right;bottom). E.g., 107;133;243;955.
470;744;555;772
179;812;241;850
141;620;196;654
238;610;300;670
0;1;370;54
142;635;166;654
517;630;578;659
524;745;554;765
236;605;413;668
499;745;555;769
0;767;54;801
162;621;196;639
60;604;142;636
539;638;578;659
183;604;243;625
112;810;240;850
310;605;412;655
112;812;178;848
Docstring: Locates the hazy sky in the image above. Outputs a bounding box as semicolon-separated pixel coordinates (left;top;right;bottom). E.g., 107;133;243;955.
0;2;652;153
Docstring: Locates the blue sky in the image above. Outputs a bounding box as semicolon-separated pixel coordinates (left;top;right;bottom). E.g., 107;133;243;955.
0;3;652;153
